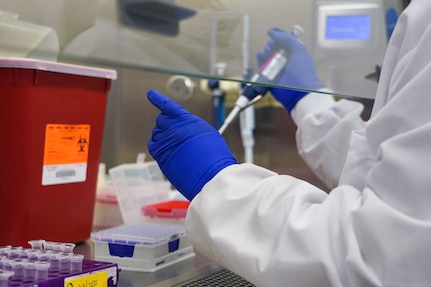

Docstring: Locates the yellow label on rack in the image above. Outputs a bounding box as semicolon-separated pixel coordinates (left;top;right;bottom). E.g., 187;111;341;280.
43;124;91;165
64;270;108;287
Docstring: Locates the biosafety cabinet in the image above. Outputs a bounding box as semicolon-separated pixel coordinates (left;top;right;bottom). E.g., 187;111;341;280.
0;0;408;98
0;0;410;246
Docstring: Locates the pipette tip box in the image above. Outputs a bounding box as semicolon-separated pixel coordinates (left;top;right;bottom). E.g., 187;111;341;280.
91;222;195;272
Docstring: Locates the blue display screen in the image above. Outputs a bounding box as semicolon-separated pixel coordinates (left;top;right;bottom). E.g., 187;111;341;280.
326;15;371;40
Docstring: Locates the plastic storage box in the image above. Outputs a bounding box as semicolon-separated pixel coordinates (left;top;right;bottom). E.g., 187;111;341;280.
93;188;124;228
0;58;117;246
91;223;195;272
109;161;172;224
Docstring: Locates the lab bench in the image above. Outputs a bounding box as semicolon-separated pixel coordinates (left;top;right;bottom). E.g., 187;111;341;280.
74;239;254;287
74;239;203;286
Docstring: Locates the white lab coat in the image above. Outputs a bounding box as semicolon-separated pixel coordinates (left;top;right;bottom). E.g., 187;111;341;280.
185;0;431;286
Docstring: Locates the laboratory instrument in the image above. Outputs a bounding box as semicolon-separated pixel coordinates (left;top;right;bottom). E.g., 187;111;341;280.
208;79;226;130
207;63;228;130
312;0;407;100
165;75;195;102
218;26;304;135
239;103;255;163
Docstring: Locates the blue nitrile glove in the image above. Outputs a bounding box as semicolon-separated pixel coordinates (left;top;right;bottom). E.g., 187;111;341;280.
147;89;237;201
257;28;324;113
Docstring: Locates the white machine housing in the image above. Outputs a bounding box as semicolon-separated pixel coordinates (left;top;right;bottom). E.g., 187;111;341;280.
312;0;405;100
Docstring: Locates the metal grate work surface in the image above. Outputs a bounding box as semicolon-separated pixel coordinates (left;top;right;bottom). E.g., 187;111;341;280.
175;268;255;287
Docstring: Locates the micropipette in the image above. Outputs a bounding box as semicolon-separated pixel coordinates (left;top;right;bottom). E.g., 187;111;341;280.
218;26;304;135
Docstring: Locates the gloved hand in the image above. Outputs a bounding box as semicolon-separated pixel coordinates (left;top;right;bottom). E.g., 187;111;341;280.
257;28;324;113
147;89;237;201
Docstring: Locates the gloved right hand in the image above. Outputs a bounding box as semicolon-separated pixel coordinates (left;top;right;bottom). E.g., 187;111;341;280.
257;28;324;113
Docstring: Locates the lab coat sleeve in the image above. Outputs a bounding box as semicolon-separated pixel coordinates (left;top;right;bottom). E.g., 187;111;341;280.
186;1;431;286
187;162;431;287
290;93;366;189
186;164;366;287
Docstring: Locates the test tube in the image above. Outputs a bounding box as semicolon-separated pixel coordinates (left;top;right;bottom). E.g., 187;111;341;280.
0;247;11;257
0;256;6;270
23;262;36;281
2;260;12;271
70;254;84;272
28;240;45;251
61;243;76;254
41;241;51;252
35;262;50;280
45;241;66;252
36;251;50;262
18;250;28;260
10;260;24;280
26;249;40;262
49;253;60;271
4;249;18;260
58;254;71;273
0;270;14;287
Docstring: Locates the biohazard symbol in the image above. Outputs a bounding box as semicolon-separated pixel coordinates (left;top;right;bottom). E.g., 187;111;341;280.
77;134;88;152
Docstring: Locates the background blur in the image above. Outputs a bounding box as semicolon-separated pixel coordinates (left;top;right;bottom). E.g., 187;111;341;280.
0;0;387;191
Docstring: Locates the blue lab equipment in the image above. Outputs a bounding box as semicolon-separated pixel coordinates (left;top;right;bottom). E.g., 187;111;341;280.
207;79;226;130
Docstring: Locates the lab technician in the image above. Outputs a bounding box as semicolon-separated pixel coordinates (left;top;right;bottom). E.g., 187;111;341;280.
147;0;431;286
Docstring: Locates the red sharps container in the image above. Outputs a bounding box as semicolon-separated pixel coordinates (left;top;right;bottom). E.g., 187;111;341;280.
0;58;117;246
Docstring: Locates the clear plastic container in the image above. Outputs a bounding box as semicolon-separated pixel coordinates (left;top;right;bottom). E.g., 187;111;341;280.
109;161;171;224
35;262;50;280
70;254;84;272
0;270;14;287
23;262;36;281
93;181;123;228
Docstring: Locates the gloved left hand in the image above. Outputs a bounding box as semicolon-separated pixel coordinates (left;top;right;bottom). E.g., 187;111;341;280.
147;89;237;201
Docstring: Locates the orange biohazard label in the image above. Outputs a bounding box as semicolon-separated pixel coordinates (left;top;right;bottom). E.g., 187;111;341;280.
44;124;91;165
42;124;90;186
